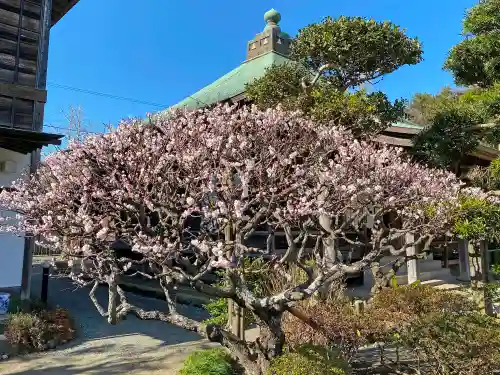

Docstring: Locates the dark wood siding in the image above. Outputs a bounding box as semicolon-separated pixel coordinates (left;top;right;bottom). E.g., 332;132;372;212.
0;0;50;132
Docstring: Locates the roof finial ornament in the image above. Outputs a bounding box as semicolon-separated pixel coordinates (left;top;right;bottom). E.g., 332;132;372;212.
264;8;281;26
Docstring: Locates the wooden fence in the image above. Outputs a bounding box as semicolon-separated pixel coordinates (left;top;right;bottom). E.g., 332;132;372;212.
33;243;61;257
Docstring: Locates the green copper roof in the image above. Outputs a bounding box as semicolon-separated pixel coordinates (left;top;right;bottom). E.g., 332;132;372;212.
392;120;424;130
172;51;291;110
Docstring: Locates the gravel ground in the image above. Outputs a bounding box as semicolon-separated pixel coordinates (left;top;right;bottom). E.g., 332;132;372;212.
0;264;216;375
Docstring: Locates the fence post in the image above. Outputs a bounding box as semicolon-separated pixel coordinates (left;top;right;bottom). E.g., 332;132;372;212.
406;232;420;284
457;239;471;282
225;222;245;340
41;261;50;304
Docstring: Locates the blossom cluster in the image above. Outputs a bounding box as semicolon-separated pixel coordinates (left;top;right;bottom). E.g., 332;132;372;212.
0;104;462;272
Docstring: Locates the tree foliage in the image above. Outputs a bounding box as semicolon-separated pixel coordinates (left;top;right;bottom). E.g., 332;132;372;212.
291;16;422;90
407;1;500;171
468;158;500;190
452;162;500;241
453;194;500;242
445;0;500;88
246;16;422;136
408;84;500;170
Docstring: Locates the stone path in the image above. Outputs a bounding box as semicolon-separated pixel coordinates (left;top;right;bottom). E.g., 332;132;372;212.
0;265;216;375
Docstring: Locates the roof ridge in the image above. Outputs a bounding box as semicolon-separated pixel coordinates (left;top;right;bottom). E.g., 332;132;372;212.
171;52;291;110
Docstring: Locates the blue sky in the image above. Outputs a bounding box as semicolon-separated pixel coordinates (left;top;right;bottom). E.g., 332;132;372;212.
45;0;477;135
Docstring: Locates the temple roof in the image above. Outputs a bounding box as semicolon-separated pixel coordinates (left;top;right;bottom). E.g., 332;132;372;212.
173;51;290;110
52;0;80;26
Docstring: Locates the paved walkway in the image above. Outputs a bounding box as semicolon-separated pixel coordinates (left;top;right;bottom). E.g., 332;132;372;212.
0;261;437;374
0;265;215;375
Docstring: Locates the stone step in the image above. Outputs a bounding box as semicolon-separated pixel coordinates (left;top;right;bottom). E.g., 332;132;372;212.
379;257;446;275
394;268;455;285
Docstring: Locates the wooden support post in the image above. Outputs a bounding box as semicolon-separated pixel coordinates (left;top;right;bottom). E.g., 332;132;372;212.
480;241;494;316
457;239;471;282
225;222;245;340
353;300;365;314
469;240;494;316
406;232;420;284
20;150;40;310
40;261;50;304
442;245;450;269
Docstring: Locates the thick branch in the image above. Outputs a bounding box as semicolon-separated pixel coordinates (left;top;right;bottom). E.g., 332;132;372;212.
89;281;108;318
301;63;337;92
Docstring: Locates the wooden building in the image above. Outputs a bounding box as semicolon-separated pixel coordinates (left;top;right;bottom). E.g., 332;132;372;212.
0;0;79;294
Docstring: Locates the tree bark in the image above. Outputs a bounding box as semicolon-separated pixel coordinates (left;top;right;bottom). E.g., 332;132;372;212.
371;256;406;294
253;310;285;375
317;222;341;300
107;274;118;325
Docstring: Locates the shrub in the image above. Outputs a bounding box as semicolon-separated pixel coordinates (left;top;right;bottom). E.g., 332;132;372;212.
179;348;235;375
268;344;351;375
357;284;477;345
203;297;229;327
4;312;44;351
4;307;75;352
370;284;475;317
283;299;367;361
283;284;479;362
399;311;500;375
42;307;76;344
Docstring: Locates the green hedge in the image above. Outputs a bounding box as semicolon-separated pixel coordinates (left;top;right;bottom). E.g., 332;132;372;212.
268;344;351;375
179;348;235;375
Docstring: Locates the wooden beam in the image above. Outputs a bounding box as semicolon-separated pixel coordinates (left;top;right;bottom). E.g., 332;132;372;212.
0;83;47;102
51;0;79;26
471;144;500;161
385;125;421;135
374;134;412;147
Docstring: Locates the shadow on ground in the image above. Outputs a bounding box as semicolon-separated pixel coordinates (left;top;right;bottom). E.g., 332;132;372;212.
3;340;216;375
30;264;209;343
0;264;214;375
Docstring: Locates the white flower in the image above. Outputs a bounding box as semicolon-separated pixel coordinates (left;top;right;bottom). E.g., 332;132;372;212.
96;228;108;240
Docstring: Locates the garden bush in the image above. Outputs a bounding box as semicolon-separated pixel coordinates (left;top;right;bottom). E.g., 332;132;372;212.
5;307;75;352
365;284;476;340
283;284;480;362
398;311;500;375
178;348;235;375
282;298;367;361
268;344;351;375
370;284;476;318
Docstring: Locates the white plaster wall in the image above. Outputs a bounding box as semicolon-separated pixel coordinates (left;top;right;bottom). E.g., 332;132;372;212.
0;148;31;288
